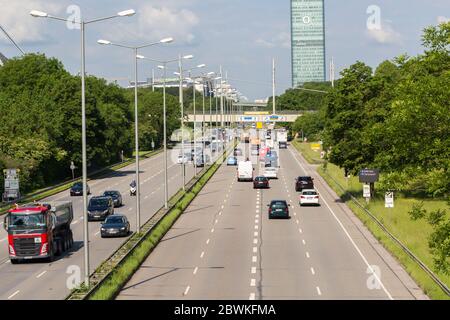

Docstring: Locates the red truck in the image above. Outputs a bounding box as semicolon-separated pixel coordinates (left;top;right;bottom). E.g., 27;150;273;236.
3;201;73;264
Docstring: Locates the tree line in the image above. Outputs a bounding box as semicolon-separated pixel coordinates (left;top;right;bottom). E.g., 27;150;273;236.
291;22;449;198
0;53;180;194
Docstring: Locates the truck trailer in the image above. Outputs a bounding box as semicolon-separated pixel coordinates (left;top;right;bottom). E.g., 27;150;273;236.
3;201;74;263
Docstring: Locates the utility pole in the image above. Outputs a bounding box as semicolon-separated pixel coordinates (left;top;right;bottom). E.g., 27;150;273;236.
272;58;276;115
330;56;335;88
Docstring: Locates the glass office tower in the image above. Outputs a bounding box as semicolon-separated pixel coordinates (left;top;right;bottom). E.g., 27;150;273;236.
290;0;326;87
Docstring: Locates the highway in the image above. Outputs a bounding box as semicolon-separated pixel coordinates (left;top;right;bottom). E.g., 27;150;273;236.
116;141;427;300
0;146;216;300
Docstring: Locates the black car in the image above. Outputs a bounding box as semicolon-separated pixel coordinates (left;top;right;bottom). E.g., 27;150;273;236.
87;196;114;221
100;214;130;238
253;176;269;189
70;182;90;196
268;200;290;219
102;190;123;207
295;176;314;192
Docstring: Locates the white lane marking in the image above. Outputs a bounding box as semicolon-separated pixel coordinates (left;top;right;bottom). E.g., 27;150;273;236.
0;237;7;242
253;238;258;244
254;225;259;230
254;231;259;237
294;212;297;216
218;211;222;216
255;214;259;218
184;286;190;296
253;247;258;253
255;219;259;224
289;146;393;300
36;270;47;278
7;290;20;300
311;267;316;275
193;267;198;275
299;228;303;234
95;231;100;236
255;209;260;213
306;252;310;258
316;286;322;296
221;205;224;209
144;195;148;199
250;279;256;287
128;208;133;211
249;293;256;300
252;256;257;263
215;219;219;224
211;228;215;233
200;251;205;258
251;267;257;274
72;220;79;225
296;220;299;225
302;239;306;245
206;239;210;245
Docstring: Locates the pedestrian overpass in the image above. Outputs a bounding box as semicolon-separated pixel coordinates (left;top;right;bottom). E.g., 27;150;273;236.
184;110;314;123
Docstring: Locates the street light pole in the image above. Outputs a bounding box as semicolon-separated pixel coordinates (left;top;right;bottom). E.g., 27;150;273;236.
162;62;168;209
178;55;186;191
31;8;136;288
193;76;197;177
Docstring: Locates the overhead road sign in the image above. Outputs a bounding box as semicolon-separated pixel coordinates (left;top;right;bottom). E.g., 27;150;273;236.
240;116;257;122
264;114;285;122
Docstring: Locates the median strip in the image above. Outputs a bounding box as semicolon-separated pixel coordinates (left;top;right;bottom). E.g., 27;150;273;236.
66;143;235;300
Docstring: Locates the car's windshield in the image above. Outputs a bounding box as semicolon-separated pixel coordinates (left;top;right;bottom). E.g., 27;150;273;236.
8;212;46;229
256;177;267;181
271;202;287;209
105;216;124;224
73;183;82;188
302;191;317;195
104;192;117;197
89;198;109;207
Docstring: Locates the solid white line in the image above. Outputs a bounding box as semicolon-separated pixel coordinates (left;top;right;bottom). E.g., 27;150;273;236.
316;286;322;296
306;252;310;258
250;279;256;287
252;256;257;263
288;147;393;300
251;267;256;274
249;293;256;300
193;267;198;275
184;286;190;296
36;270;47;278
7;290;20;300
200;251;205;258
311;267;315;275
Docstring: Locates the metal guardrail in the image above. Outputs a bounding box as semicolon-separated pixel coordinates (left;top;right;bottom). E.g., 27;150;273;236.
321;167;450;297
67;142;235;300
0;149;163;215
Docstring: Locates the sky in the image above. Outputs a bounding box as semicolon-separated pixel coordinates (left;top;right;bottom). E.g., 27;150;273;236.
0;0;449;101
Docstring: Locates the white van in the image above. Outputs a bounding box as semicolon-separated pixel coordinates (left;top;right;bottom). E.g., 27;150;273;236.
237;161;254;182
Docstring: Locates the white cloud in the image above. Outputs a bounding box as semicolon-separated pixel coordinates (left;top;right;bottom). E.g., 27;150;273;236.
255;32;290;49
366;20;402;45
109;4;199;45
0;0;62;44
437;16;449;24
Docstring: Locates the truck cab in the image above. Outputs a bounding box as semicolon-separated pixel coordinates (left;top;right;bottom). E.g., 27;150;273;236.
3;202;73;264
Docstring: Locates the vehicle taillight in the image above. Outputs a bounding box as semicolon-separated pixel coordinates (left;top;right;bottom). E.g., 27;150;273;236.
300;196;305;198
314;196;319;199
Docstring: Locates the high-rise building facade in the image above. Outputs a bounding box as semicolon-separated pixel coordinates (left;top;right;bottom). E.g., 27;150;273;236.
290;0;326;87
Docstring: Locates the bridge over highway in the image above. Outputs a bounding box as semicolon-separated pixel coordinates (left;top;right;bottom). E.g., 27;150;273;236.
184;110;315;123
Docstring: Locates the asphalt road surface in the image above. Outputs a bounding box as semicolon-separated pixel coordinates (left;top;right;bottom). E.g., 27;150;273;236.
0;146;214;300
117;142;426;300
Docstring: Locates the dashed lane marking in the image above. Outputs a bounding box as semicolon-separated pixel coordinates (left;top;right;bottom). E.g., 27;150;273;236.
184;286;190;296
36;270;47;278
7;290;20;300
250;279;256;287
306;252;310;258
252;256;257;263
302;239;306;245
206;239;210;245
193;267;198;275
316;287;322;296
251;267;257;274
200;251;205;258
253;247;258;253
249;293;256;300
311;267;315;275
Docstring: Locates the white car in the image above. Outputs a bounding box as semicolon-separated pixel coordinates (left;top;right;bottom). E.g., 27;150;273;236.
177;154;190;164
263;167;278;179
299;189;320;206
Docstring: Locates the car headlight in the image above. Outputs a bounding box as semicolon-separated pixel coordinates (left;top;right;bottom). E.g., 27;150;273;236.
101;228;105;231
103;210;109;214
120;227;126;231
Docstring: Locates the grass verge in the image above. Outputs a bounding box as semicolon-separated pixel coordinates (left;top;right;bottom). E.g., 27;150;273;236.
87;154;225;300
317;163;450;300
291;139;324;165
